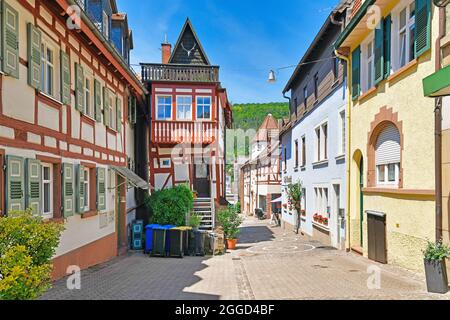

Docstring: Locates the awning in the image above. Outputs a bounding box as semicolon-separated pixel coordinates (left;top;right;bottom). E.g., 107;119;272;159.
271;196;283;203
111;166;149;190
423;64;450;97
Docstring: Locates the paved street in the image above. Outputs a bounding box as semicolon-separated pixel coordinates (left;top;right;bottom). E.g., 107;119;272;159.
41;218;450;300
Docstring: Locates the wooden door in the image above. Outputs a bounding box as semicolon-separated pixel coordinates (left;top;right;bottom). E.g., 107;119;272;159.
194;162;210;197
367;212;387;264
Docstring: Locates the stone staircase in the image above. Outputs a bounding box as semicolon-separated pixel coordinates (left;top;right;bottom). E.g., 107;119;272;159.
193;198;214;231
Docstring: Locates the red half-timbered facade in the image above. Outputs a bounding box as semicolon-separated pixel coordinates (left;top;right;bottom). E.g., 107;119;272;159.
0;0;147;279
141;19;232;229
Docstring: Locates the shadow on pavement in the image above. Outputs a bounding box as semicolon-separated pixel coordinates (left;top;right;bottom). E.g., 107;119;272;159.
238;225;275;244
40;254;221;300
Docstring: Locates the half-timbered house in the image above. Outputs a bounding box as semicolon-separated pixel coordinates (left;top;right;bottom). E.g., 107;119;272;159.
140;18;232;230
0;0;147;279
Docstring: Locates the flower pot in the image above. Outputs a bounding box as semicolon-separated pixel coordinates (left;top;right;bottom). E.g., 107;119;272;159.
227;239;237;250
424;259;449;294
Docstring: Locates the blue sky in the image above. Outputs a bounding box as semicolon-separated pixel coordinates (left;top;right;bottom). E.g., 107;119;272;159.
118;0;339;104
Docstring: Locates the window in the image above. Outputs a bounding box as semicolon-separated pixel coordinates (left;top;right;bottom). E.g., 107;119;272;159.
294;140;299;168
109;95;115;130
301;136;306;167
83;168;89;211
365;39;375;91
333;55;340;80
176;96;192;120
397;2;416;69
315;122;328;162
283;146;287;172
40;44;54;97
338;110;346;156
102;11;109;39
157;96;172;120
314;73;319;100
85;78;93;118
446;5;450;36
42;164;53;218
376;124;401;186
303;86;308;104
196;96;211;119
314;187;329;217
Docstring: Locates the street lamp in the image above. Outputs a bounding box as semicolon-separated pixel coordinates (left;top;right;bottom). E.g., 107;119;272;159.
433;0;450;7
268;70;276;83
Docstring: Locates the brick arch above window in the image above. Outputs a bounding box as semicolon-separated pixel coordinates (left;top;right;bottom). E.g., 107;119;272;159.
367;106;404;188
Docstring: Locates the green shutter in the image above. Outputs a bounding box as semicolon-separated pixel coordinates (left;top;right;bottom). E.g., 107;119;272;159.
27;23;41;90
128;96;132;124
76;164;85;214
116;97;122;133
374;21;384;85
383;15;392;79
415;0;431;57
62;163;75;217
6;156;25;213
25;159;42;215
351;46;361;100
60;50;71;105
2;2;19;78
75;63;85;112
103;87;110;127
96;167;106;211
94;79;102;122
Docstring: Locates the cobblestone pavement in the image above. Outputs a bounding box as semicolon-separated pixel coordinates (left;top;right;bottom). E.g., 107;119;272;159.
41;218;450;300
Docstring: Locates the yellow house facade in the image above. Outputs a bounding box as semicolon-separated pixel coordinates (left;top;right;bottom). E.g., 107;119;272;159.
335;0;439;273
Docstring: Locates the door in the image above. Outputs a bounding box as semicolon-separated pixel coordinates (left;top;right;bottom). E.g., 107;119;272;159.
194;162;210;197
359;158;364;247
367;211;387;264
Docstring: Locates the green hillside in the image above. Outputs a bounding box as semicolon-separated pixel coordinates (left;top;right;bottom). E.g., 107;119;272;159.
231;102;289;131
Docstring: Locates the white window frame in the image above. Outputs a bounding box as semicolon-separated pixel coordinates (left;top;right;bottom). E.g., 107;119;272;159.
156;95;172;120
196;96;212;120
301;135;306;167
42;163;53;219
102;11;109;39
176;96;192;120
392;0;416;71
109;94;115;130
83;168;90;212
314;120;328;163
376;163;400;186
361;34;375;93
40;43;56;98
84;75;94;119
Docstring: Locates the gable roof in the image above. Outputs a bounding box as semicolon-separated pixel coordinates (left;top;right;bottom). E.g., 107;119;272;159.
168;18;211;65
253;114;280;143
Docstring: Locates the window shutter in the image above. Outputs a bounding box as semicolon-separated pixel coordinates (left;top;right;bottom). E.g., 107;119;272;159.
375;124;401;165
351;46;361;100
2;2;19;78
383;15;392;79
374;21;384;85
415;0;431;57
62;163;75;217
6;156;25;213
96;167;106;211
128;96;132;124
25;159;42;215
60;50;71;105
76;164;85;214
75;63;85;112
94;79;102;122
103;87;110;127
116;97;122;133
27;23;41;90
132;96;137;124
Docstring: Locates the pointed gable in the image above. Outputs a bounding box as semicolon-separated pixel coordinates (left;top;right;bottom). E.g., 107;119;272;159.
169;18;210;65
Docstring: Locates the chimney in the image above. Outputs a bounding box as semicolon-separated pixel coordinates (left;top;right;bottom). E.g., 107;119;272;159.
162;35;171;64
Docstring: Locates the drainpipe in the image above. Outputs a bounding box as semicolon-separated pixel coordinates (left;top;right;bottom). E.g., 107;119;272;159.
435;7;446;242
334;49;351;251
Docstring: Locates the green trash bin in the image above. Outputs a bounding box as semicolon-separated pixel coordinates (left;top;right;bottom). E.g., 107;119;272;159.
169;228;185;258
177;227;193;256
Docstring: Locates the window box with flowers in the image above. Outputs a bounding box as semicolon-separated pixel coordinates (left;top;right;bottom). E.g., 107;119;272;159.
313;213;330;229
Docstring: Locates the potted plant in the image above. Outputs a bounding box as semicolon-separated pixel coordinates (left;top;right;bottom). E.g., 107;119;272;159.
313;213;319;222
287;181;303;213
217;206;244;250
423;241;450;294
301;210;306;217
323;217;329;226
189;213;202;230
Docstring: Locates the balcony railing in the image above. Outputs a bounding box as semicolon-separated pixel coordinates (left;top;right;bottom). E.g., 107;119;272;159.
152;121;217;145
141;63;220;83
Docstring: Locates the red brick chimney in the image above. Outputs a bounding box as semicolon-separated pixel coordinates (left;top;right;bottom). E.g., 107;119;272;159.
162;36;172;64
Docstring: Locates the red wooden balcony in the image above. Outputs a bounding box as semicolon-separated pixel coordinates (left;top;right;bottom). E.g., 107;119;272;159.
152;121;217;145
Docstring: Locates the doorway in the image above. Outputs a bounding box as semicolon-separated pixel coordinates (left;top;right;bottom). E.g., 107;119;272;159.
359;157;364;248
367;211;387;264
194;161;210;198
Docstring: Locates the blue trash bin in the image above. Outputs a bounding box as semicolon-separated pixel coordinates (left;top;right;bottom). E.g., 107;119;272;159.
162;225;176;255
145;224;161;254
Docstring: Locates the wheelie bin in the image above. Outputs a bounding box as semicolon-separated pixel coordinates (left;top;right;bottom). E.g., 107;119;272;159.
152;225;175;257
168;227;186;258
145;224;161;254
